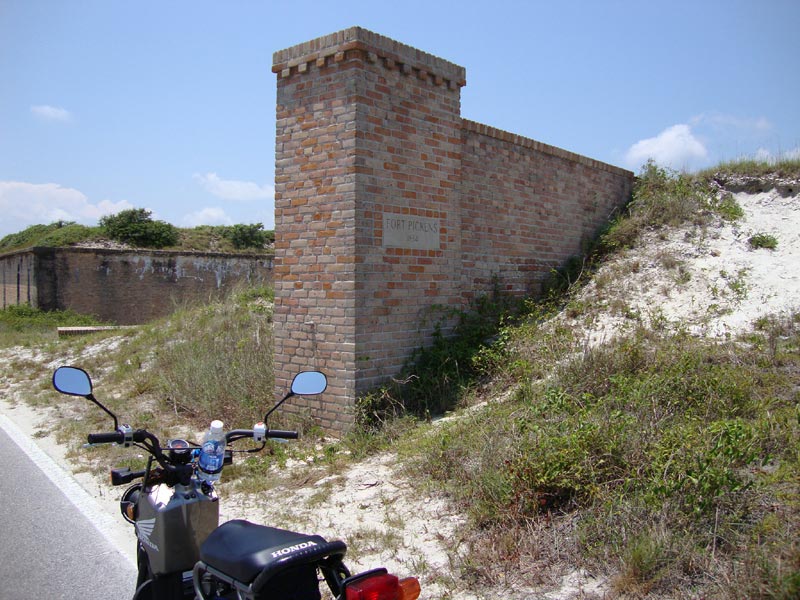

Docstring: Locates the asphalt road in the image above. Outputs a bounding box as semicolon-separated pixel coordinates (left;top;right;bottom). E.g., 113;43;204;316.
0;420;136;599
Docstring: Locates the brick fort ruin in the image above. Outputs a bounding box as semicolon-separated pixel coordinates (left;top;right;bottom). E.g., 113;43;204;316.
271;27;633;431
1;246;273;324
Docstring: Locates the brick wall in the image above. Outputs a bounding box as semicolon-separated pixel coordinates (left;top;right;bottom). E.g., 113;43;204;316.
460;121;632;299
350;32;465;394
272;28;470;430
0;247;273;324
270;27;634;432
272;30;360;430
0;250;37;309
273;27;632;430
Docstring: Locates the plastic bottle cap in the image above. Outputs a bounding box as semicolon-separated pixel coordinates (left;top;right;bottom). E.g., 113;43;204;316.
210;420;223;433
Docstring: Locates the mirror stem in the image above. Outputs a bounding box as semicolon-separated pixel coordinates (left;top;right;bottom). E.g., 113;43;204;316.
263;392;294;424
87;393;119;431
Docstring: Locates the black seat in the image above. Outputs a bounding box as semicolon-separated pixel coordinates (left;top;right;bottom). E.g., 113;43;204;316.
200;520;346;587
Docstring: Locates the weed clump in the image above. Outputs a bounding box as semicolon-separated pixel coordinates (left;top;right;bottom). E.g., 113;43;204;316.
355;290;523;430
749;232;779;250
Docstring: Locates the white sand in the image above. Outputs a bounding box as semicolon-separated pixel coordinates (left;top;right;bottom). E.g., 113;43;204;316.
567;188;799;347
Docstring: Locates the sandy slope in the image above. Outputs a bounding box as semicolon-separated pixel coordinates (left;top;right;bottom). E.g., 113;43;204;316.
1;184;797;599
573;187;799;346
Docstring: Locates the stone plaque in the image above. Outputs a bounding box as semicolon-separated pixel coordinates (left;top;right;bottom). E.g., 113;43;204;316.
382;214;440;250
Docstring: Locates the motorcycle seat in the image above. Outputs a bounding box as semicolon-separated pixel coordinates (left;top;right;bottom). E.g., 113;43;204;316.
199;519;347;586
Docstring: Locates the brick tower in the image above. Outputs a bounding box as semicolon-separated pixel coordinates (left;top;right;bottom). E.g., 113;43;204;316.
272;27;467;431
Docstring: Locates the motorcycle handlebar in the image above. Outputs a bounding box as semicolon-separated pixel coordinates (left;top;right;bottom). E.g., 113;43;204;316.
268;429;299;440
89;426;299;447
87;431;124;444
87;429;150;445
225;428;299;442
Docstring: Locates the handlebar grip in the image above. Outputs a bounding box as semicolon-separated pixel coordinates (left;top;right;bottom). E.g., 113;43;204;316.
87;431;124;444
268;429;299;440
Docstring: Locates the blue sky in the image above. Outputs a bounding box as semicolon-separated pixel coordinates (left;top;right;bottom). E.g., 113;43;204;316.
2;0;798;238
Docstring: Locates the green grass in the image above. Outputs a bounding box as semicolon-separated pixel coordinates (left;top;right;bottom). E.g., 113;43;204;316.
0;221;275;255
4;284;329;494
410;321;800;596
0;304;106;346
0;222;105;253
106;284;279;429
371;160;800;596
698;156;800;180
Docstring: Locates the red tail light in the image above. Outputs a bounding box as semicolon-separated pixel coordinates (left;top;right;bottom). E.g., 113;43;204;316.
345;572;421;600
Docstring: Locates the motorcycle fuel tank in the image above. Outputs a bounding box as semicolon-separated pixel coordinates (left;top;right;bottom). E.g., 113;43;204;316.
136;482;219;576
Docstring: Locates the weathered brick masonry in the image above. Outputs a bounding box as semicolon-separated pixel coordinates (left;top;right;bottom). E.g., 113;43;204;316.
272;27;632;431
1;250;37;308
0;247;273;324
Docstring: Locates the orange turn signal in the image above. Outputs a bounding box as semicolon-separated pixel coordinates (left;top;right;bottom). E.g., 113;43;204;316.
398;577;421;600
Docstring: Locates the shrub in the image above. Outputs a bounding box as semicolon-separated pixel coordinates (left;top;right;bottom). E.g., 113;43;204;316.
221;223;273;250
99;208;179;248
602;161;715;251
355;289;521;429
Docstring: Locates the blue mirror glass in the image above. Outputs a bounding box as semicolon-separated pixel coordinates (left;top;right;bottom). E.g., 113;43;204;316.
291;371;327;396
53;366;93;397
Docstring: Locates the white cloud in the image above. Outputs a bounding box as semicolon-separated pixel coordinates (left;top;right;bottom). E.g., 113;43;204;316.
691;112;772;133
30;105;72;122
0;181;132;237
193;172;274;202
182;207;234;227
625;124;708;170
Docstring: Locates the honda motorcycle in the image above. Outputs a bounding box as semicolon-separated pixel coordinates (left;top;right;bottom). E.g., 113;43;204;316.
52;366;421;600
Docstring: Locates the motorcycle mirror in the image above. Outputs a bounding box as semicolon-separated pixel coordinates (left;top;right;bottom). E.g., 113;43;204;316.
52;366;120;431
53;366;93;397
291;371;327;396
264;371;328;424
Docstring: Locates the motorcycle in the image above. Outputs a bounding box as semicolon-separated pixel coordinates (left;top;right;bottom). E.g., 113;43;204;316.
52;366;421;600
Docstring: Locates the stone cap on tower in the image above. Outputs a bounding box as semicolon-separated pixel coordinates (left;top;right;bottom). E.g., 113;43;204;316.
272;26;467;89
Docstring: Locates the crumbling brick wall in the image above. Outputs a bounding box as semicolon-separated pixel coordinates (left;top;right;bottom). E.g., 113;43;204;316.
0;247;273;324
0;250;36;309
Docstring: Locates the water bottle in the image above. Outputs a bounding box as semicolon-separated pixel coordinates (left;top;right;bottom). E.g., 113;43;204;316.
198;420;225;484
